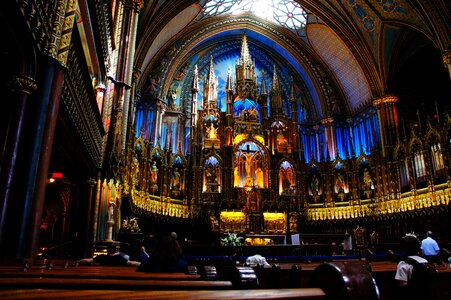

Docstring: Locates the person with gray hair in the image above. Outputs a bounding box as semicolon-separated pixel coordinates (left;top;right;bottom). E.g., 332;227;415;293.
421;231;440;263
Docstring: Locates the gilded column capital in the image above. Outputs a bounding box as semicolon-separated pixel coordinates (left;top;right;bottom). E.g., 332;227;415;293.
442;50;451;67
122;0;144;12
373;95;398;107
95;83;107;92
8;75;38;95
132;68;141;83
321;117;334;125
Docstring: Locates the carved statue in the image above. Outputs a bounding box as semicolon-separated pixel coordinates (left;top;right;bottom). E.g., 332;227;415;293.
248;106;259;121
255;167;264;188
241;151;253;176
363;167;373;190
234;166;240;187
311;174;319;194
207;123;217;139
172;168;181;191
150;161;158;184
335;172;345;193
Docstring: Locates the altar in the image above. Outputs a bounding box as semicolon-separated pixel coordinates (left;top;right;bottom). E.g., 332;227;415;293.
244;234;287;246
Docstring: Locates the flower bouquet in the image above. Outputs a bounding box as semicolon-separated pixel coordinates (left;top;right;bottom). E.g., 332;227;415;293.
220;232;243;246
121;216;141;233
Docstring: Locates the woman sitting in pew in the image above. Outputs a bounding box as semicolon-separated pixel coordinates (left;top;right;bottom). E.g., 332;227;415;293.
78;244;141;267
137;234;188;272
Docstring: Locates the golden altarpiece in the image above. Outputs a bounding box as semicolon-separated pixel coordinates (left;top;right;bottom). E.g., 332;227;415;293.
120;34;451;245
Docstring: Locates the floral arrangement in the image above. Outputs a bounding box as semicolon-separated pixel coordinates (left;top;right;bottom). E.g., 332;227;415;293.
121;216;140;232
220;232;243;246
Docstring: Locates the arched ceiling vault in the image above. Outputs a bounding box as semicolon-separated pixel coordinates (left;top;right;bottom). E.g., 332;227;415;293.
134;0;450;120
138;14;343;119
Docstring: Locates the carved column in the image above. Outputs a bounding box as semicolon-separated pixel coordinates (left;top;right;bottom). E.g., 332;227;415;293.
321;117;336;160
0;75;37;256
95;84;106;114
81;179;97;257
121;0;144;152
373;95;398;158
27;0;77;259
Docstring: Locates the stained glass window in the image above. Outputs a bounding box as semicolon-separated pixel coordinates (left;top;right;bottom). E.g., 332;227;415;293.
202;0;307;36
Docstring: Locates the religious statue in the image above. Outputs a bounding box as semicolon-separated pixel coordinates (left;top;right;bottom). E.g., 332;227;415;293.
281;170;291;191
205;166;218;192
248;106;259;121
240;108;249;121
167;89;176;109
335;172;345;193
150;160;158;194
107;201;115;222
311;174;319;195
363;167;373;190
255;167;264;188
150;161;158;184
234;166;240;187
172;168;181;192
207;123;217;139
106;201;115;241
370;230;379;245
241;151;253;176
132;156;139;188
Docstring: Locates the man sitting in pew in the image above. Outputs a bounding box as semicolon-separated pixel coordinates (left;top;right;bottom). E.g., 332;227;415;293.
78;244;140;267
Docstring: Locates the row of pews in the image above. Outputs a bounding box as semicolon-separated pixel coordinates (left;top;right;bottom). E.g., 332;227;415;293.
0;257;449;299
0;258;382;300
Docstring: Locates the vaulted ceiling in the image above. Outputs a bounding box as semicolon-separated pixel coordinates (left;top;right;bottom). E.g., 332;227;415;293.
133;0;450;123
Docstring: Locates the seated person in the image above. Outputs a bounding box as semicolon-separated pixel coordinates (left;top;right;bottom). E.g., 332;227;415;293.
79;244;140;266
118;242;131;261
137;234;188;272
137;245;150;262
421;231;440;263
394;233;435;298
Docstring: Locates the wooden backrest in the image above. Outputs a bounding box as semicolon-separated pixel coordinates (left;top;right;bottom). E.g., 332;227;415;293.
310;261;379;300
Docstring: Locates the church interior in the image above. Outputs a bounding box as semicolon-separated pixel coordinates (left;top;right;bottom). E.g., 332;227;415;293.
0;0;450;298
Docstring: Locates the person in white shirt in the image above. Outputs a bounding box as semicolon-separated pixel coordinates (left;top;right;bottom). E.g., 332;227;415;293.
395;234;427;286
421;231;440;263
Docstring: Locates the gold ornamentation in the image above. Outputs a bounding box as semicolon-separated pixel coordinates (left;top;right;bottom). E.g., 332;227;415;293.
57;0;77;66
122;0;144;12
373;95;398;106
442;50;451;67
47;0;67;59
8;75;37;95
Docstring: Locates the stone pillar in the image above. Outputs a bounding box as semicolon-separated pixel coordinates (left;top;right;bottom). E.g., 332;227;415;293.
121;0;143;152
95;84;106;114
321;117;336;160
373;95;398;158
27;0;77;259
82;179;97;257
0;75;37;256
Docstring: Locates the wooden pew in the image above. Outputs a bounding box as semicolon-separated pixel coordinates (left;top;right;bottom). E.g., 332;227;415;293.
0;277;234;290
0;260;389;300
310;261;379;300
0;288;327;299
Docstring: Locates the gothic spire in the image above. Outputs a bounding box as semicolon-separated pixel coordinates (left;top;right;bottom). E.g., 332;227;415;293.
203;55;218;111
191;64;199;91
260;70;267;95
208;55;215;84
226;66;233;91
240;32;252;66
272;64;280;91
235;33;257;99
